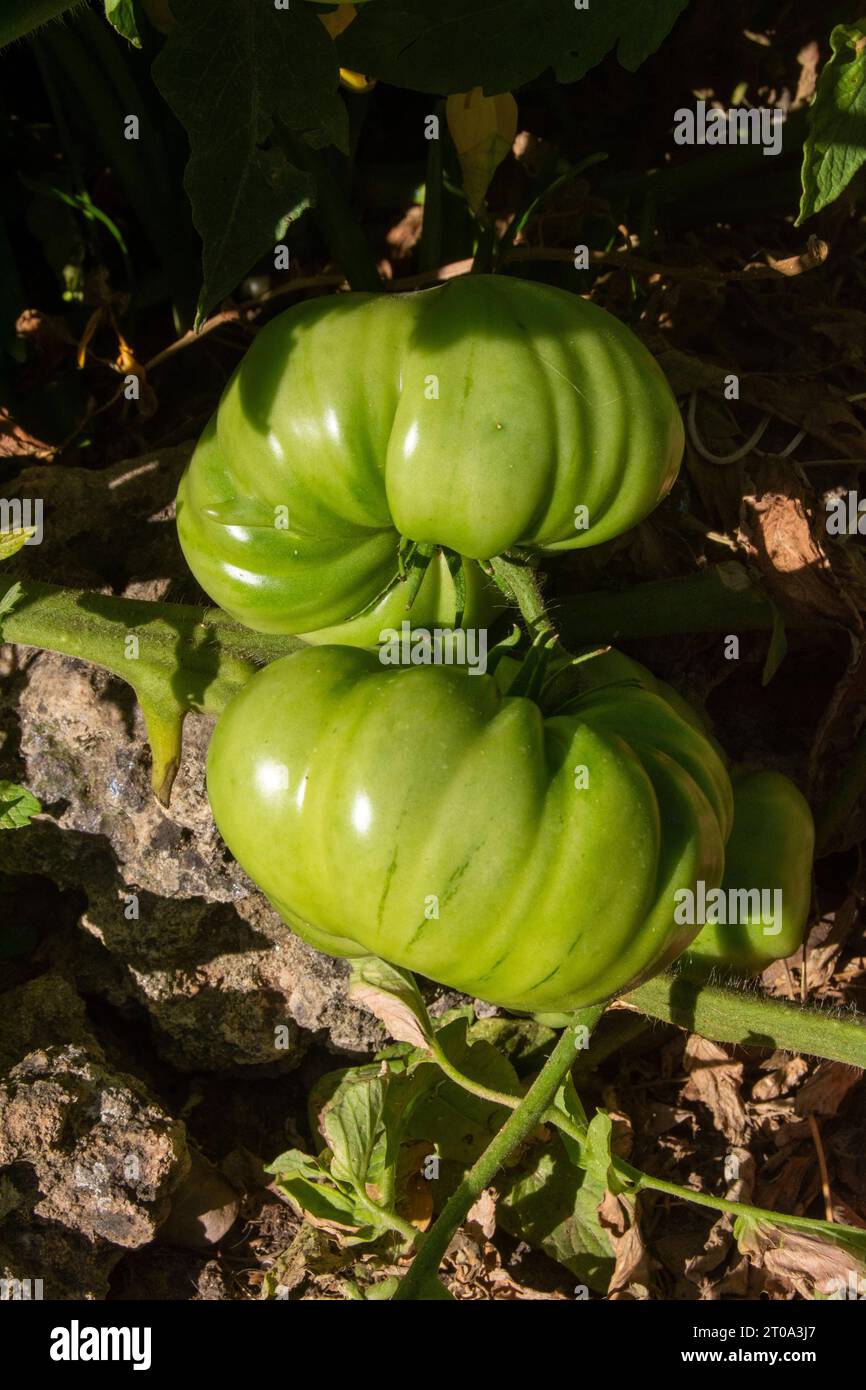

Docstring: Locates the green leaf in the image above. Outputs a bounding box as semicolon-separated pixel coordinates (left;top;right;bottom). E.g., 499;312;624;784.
266;1149;379;1239
0;781;41;831
798;22;866;223
498;1137;614;1292
349;955;435;1049
343;1275;402;1301
466;1014;557;1074
310;1057;430;1199
582;1110;628;1197
323;1075;390;1191
104;0;143;46
0;531;34;563
153;0;349;324
339;0;690;95
402;1018;517;1163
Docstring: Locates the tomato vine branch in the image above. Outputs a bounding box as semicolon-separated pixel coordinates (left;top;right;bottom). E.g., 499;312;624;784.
393;1010;604;1300
627;969;866;1069
0;578;300;800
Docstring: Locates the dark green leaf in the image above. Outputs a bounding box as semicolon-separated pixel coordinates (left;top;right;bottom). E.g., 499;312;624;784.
338;0;690;95
0;0;80;51
498;1136;614;1291
153;0;349;323
467;1014;557;1074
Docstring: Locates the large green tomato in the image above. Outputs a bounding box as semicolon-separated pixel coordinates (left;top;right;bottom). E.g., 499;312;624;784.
683;769;814;974
206;646;730;1013
177;274;683;641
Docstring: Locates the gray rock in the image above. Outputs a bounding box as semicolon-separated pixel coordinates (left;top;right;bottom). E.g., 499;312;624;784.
0;1042;189;1246
0;973;195;1298
1;439;384;1069
0;649;382;1068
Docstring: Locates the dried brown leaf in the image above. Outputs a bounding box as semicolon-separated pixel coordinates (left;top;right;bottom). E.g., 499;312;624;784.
795;1061;862;1118
682;1035;749;1144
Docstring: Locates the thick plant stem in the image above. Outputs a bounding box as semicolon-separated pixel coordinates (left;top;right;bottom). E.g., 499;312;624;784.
557;566;791;644
627;970;866;1068
393;1008;604;1300
1;579;301;798
488;552;556;640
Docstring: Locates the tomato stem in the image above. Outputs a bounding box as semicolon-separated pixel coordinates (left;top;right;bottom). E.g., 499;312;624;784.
487;551;556;641
0;578;301;800
393;1007;605;1300
627;967;866;1069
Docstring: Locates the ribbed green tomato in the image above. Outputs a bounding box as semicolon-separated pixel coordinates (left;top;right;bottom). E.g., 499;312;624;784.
177;274;683;641
683;769;814;973
206;646;730;1013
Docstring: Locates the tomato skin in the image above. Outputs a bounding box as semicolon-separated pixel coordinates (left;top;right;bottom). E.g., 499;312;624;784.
683;769;814;974
206;645;728;1013
178;275;683;639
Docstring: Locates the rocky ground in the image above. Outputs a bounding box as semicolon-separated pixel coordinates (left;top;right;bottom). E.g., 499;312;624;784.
0;449;388;1299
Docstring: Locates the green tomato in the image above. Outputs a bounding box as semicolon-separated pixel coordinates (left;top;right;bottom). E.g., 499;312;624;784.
206;645;729;1013
683;769;814;974
177;275;683;639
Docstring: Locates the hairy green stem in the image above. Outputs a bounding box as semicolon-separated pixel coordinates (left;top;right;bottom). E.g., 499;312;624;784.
488;552;556;640
617;1160;856;1244
556;567;794;644
627;969;866;1068
393;1008;604;1300
426;1007;866;1254
1;579;300;799
355;1192;419;1248
428;1036;520;1111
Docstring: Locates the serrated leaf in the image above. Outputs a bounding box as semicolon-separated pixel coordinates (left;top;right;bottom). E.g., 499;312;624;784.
798;23;866;223
339;0;690;95
349;955;434;1049
153;0;349;323
0;781;41;831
